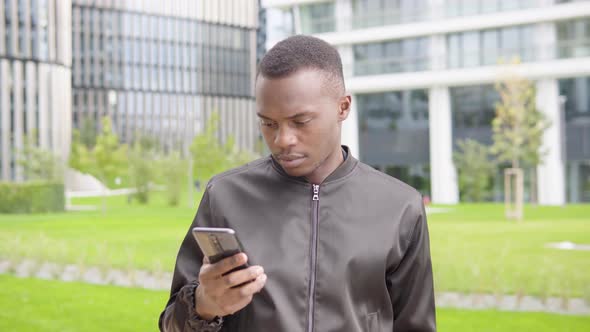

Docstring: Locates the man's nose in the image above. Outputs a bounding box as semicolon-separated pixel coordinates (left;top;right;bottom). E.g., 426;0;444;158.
274;126;297;149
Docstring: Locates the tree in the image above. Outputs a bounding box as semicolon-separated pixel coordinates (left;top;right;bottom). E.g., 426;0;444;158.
453;139;496;202
188;112;259;205
159;150;186;207
492;73;550;220
80;117;98;149
190;113;237;183
17;130;63;182
93;117;128;214
69;129;95;175
128;135;157;204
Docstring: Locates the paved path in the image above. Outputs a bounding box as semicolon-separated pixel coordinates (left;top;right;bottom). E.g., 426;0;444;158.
1;259;588;316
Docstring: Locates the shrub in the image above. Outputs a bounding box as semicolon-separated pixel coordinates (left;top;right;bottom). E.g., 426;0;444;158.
0;182;65;214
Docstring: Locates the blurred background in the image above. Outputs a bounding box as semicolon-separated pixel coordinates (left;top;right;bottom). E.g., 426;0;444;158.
0;0;589;331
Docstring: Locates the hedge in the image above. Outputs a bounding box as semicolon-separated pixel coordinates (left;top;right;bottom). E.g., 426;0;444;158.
0;182;65;214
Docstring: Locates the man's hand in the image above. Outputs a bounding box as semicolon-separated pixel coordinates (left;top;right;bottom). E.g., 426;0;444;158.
195;253;267;320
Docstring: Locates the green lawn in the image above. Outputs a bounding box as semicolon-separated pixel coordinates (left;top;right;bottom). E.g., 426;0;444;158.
1;276;588;332
429;204;590;299
0;193;196;273
437;308;590;332
0;195;589;299
0;275;166;332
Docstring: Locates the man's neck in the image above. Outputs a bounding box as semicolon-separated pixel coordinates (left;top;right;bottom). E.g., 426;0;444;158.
305;146;345;184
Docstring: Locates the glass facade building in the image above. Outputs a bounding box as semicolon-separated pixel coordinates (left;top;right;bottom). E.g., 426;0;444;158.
1;0;260;182
263;0;590;204
0;0;72;181
71;0;260;152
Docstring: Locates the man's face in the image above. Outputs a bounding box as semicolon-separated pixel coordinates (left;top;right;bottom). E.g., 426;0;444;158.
255;69;350;178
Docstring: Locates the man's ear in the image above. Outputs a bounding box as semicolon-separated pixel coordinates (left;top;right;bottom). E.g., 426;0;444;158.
338;95;352;121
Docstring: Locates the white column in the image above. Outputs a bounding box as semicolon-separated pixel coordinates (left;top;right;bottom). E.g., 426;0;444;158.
13;61;23;181
38;63;49;150
0;60;10;180
536;79;566;205
339;41;358;158
58;67;72;163
335;0;352;32
292;5;302;35
428;0;445;21
0;0;5;54
49;67;71;161
535;22;556;62
429;86;459;204
342;94;359;158
26;62;36;137
339;45;353;78
56;0;72;66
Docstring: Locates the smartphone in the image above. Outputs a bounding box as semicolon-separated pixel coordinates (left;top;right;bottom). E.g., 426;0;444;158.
192;227;248;275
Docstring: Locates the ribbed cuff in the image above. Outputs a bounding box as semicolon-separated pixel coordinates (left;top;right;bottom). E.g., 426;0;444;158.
179;280;223;331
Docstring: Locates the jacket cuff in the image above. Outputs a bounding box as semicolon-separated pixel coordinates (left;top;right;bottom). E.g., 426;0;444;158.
180;280;223;331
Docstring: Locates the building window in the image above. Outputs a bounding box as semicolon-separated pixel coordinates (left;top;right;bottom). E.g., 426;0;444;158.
447;25;536;68
451;85;499;131
38;0;48;60
5;0;13;55
557;18;590;59
559;77;590;122
31;0;39;58
354;37;429;75
357;89;431;196
445;0;538;17
266;7;294;42
560;75;590;202
299;2;335;34
352;0;429;29
566;161;590;203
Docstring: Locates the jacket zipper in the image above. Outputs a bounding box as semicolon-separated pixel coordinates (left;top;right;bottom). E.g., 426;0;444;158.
307;184;320;332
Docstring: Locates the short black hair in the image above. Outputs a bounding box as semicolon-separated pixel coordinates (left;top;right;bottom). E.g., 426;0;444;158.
257;35;345;95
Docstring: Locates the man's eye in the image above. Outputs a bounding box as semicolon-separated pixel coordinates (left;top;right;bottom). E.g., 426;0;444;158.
294;119;311;126
261;120;275;127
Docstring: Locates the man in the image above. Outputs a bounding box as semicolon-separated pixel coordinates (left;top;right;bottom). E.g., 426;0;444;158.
159;35;436;332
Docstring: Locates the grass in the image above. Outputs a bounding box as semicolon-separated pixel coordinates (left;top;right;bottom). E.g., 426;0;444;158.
0;193;197;273
1;275;588;332
0;275;167;332
0;194;589;298
428;204;590;299
437;308;590;331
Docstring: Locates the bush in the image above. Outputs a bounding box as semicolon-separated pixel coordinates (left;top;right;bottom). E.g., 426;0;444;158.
159;151;186;207
453;139;496;202
0;182;65;214
128;136;159;204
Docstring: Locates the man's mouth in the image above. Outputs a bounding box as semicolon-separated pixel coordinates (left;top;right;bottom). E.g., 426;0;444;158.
276;155;306;169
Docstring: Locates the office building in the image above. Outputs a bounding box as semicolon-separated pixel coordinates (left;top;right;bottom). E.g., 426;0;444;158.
0;0;72;181
262;0;590;204
71;0;260;153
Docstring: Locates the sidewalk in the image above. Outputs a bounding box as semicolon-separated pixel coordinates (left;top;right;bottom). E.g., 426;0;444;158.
1;258;588;316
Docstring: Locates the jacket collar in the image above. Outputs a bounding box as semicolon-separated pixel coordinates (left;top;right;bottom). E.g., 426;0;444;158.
270;145;358;184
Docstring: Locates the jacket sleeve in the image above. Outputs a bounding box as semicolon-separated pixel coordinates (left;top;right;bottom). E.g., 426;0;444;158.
387;197;436;332
159;188;224;332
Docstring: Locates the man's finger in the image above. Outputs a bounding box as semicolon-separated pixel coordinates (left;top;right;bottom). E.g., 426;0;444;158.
222;274;267;314
210;253;248;276
221;266;264;288
231;273;267;298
